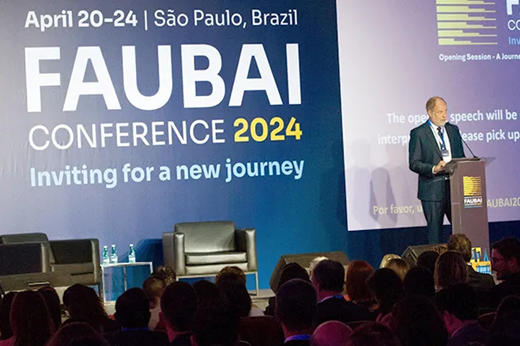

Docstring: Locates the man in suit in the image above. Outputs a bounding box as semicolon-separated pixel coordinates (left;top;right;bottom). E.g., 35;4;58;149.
447;234;494;307
160;282;198;346
489;237;520;308
409;96;465;244
276;279;317;346
312;260;371;325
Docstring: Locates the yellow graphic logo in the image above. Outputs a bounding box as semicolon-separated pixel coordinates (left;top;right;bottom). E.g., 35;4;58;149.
436;0;498;45
463;176;482;196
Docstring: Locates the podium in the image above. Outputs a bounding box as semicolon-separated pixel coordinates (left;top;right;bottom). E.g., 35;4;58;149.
445;158;490;253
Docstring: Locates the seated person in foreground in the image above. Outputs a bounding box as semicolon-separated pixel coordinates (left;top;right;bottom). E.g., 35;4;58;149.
104;288;168;346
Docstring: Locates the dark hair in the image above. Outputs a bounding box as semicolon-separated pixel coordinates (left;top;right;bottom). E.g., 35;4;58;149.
46;322;108;346
193;299;239;346
416;251;439;274
216;271;252;318
216;266;246;285
492;296;520;334
276;279;317;331
150;266;176;285
346;260;375;303
10;290;54;346
142;277;166;303
368;268;403;316
313;260;345;292
435;284;478;321
279;263;310;288
63;284;113;332
115;288;151;328
345;322;400;346
38;287;62;331
492;238;520;262
448;234;472;262
193;280;219;309
403;267;435;299
434;251;468;289
160;281;198;331
0;291;16;340
394;294;448;346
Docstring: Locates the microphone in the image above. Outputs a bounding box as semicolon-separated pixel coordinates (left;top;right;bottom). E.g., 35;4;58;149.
461;136;479;159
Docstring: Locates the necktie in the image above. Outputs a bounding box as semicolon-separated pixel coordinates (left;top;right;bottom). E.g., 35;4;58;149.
437;127;446;150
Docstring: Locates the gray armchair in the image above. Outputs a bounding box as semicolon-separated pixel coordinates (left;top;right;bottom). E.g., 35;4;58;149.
162;221;258;294
0;233;101;291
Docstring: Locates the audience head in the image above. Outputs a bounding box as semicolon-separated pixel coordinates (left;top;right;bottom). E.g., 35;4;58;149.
416;250;439;274
46;322;108;346
434;284;478;335
367;268;403;315
447;234;472;262
309;257;329;281
346;260;375;304
384;258;410;281
114;287;150;328
393;294;448;346
495;295;520;323
193;280;219;309
142;277;167;309
38;286;62;332
492;237;520;279
311;321;353;346
403;267;435;299
379;254;401;269
216;270;252;318
279;263;310;289
276;279;317;334
312;259;345;295
345;322;400;346
0;291;16;340
150;266;176;285
160;281;198;332
490;310;520;344
192;298;239;346
216;266;246;285
10;290;54;346
63;284;108;331
434;251;468;290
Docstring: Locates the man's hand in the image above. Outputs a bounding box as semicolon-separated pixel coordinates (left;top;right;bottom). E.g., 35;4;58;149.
433;160;446;174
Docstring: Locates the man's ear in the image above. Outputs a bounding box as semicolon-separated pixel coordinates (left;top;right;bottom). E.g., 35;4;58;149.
442;311;453;327
190;334;198;346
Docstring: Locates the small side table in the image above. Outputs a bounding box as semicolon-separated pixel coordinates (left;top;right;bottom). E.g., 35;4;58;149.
100;262;153;301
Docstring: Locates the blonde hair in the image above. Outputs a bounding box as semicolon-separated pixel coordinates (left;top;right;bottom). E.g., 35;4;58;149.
379;254;401;269
385;258;410;281
434;251;468;290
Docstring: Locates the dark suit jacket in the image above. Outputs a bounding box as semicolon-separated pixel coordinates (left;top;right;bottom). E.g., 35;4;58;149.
317;296;372;325
409;122;465;201
104;329;169;346
468;266;495;308
488;272;520;308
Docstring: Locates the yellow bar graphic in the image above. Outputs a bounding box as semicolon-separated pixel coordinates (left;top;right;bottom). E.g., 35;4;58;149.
437;6;496;12
437;22;496;28
438;38;498;45
437;14;496;21
438;30;497;37
437;0;495;4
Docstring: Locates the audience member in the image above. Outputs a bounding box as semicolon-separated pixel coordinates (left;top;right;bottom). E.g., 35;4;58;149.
46;322;108;346
160;282;198;346
346;260;376;310
490;310;520;344
311;321;352;346
417;250;440;274
104;288;168;346
0;290;54;346
379;254;401;269
265;263;310;316
151;266;176;286
435;284;489;346
276;279;317;346
63;284;119;333
393;294;448;346
0;292;16;340
38;287;62;332
368;268;403;320
193;280;219;309
192;297;240;346
309;257;329;282
493;295;520;330
345;322;400;346
143;277;167;330
384;258;410;281
489;238;520;308
448;234;494;305
313;260;371;325
216;270;262;317
435;251;468;291
216;266;246;285
403;267;435;299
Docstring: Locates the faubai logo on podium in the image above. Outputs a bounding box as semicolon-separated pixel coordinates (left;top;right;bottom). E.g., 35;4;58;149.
463;176;483;208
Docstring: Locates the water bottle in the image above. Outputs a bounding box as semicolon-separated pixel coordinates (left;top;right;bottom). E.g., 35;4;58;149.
110;244;118;264
128;244;136;263
102;246;110;265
